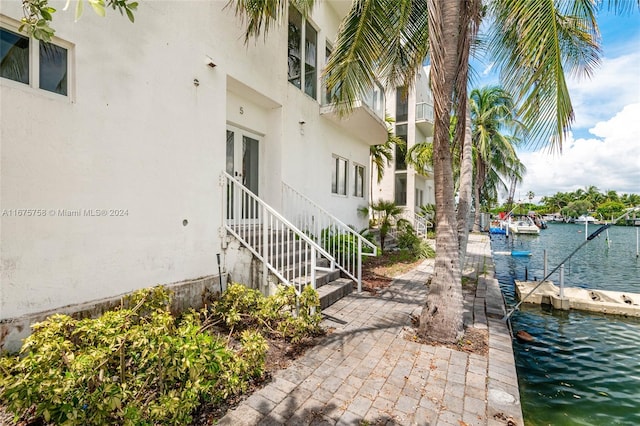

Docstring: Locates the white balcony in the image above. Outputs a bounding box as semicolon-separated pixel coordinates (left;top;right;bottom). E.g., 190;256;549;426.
320;81;387;146
415;101;434;135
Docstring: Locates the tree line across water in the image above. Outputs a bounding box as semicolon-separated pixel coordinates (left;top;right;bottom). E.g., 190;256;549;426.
489;187;640;223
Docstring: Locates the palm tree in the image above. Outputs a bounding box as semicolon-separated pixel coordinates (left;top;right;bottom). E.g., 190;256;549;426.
370;116;404;204
232;0;625;344
406;140;434;176
468;86;525;232
369;200;405;253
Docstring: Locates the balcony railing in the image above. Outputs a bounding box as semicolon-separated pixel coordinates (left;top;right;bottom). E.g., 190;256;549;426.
322;80;386;121
416;102;434;122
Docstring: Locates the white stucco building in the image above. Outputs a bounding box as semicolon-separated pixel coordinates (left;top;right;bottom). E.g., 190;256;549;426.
374;67;435;226
0;1;387;351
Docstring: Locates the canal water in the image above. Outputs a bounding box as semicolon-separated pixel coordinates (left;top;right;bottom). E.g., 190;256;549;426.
490;223;640;426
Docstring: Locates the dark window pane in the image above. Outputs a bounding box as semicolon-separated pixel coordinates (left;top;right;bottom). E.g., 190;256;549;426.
354;165;364;197
39;41;67;95
226;130;234;174
332;157;347;195
395;124;407;171
288;7;302;89
394;174;407;206
396;85;408;122
0;28;29;85
338;158;347;195
304;21;316;98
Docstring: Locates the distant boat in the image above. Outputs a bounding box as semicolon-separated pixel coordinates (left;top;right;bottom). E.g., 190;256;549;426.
575;215;598;224
508;215;540;235
542;213;564;223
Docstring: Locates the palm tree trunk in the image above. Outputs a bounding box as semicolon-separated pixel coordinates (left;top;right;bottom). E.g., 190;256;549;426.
472;160;486;232
419;0;464;344
457;104;473;263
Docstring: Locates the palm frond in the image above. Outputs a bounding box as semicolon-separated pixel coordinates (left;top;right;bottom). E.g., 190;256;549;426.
231;0;315;43
489;0;601;152
325;0;429;117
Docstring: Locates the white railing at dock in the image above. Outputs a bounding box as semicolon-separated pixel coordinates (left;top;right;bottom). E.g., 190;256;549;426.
221;172;335;294
282;182;378;292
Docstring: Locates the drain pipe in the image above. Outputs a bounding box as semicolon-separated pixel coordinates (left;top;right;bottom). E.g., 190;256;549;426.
503;224;611;321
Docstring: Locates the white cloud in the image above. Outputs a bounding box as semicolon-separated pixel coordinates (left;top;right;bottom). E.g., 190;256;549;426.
567;49;640;131
515;103;640;203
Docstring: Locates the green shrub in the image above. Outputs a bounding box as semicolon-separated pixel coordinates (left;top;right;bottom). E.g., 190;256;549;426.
0;287;267;425
396;222;435;259
210;283;322;343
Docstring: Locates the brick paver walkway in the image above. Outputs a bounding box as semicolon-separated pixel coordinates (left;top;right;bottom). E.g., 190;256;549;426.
218;234;523;425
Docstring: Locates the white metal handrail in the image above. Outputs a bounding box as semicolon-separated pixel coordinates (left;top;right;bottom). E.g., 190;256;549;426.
404;211;433;237
388;211;433;239
221;172;336;294
282;182;377;292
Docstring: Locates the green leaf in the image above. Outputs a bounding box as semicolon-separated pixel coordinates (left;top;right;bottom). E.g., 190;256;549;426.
75;0;84;21
125;7;134;23
89;0;106;17
43;409;51;422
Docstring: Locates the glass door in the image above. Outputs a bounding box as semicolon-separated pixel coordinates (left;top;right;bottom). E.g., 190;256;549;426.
226;127;260;221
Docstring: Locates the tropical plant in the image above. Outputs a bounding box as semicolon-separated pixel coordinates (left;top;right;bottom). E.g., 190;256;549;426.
468;86;526;232
19;0;138;41
369;116;404;203
596;201;626;223
406;140;434;176
369;200;406;253
561;200;592;218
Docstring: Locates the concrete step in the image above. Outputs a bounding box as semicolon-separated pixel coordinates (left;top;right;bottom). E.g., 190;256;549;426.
317;278;354;310
291;269;342;289
282;258;331;278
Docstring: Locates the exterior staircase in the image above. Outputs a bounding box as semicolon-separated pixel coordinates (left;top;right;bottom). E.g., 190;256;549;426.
221;172;368;309
250;228;354;309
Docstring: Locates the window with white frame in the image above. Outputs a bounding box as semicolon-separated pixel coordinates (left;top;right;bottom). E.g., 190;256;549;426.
288;6;317;99
331;155;348;196
0;24;70;97
353;163;365;198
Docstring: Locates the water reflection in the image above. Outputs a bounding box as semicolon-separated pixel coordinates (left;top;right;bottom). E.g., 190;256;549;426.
491;224;640;426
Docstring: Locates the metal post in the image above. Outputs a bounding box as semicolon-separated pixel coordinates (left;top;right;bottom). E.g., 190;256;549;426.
310;246;317;290
636;228;639;258
585;219;588;241
543;250;548;279
262;204;268;291
357;237;362;293
559;264;565;298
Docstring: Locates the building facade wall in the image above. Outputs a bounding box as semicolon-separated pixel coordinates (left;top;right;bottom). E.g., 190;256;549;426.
0;1;379;350
375;67;435;216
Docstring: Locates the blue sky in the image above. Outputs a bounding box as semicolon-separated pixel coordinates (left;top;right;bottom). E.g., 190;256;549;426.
473;9;640;203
